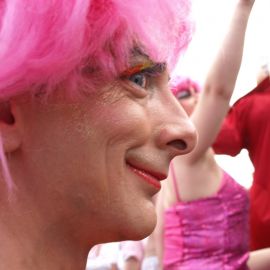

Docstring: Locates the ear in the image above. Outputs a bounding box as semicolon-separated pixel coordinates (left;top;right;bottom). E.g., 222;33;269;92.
0;100;23;153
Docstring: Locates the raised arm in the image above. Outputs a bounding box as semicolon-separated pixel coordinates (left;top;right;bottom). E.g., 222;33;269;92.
248;248;270;270
185;0;255;163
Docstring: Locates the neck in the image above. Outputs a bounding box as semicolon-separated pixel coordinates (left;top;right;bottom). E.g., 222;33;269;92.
0;191;93;270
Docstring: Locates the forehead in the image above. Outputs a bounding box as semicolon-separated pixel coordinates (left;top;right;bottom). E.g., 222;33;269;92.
128;49;167;70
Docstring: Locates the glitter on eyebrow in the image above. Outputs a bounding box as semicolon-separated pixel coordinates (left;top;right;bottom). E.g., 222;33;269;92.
121;61;154;77
121;62;166;77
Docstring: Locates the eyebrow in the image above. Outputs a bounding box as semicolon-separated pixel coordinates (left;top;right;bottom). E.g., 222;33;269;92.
120;62;166;77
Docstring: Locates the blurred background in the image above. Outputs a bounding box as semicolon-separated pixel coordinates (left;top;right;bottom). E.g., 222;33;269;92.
174;0;270;188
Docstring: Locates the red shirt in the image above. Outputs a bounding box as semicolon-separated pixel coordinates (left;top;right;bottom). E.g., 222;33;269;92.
213;77;270;250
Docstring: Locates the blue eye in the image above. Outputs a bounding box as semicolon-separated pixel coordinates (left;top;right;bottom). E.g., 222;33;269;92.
129;73;147;88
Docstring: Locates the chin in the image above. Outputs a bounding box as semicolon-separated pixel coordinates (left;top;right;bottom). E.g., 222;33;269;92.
117;203;157;241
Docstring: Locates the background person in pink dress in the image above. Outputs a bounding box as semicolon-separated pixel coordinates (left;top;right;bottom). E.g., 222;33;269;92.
153;0;270;269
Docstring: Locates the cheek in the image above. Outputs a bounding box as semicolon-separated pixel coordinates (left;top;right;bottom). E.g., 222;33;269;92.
92;102;151;147
21;104;102;182
179;99;196;116
179;100;190;113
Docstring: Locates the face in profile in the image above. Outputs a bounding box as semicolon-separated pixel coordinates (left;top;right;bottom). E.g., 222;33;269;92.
12;54;196;244
174;86;200;116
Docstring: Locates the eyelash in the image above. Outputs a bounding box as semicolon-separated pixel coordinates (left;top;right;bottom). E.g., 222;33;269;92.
128;72;147;88
119;63;167;98
126;64;166;88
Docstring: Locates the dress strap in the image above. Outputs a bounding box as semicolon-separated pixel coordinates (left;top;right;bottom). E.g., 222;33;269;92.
170;162;181;202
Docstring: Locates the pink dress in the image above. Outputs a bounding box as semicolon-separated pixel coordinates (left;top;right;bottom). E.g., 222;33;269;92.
163;168;250;270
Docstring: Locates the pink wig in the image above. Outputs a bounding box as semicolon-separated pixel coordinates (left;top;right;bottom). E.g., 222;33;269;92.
0;0;193;188
0;0;193;100
170;75;201;97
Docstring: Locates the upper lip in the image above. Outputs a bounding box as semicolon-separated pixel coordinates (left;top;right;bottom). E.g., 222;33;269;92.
126;160;167;181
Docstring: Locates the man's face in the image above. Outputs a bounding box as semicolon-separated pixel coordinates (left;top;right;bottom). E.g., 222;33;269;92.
15;55;196;244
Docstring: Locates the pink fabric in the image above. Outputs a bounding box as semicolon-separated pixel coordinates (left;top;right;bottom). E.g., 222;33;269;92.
163;171;250;270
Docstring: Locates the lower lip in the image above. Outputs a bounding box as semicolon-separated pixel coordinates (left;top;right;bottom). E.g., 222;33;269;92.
127;164;161;190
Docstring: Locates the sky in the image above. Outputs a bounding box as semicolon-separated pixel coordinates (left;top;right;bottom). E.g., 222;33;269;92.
174;0;270;187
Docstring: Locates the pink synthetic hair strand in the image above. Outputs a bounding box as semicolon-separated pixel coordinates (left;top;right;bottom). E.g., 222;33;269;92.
0;0;193;100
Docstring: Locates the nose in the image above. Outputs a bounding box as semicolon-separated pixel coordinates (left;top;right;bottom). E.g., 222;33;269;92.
156;92;197;158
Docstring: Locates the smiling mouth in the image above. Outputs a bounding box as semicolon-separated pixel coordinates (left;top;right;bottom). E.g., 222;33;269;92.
126;162;166;190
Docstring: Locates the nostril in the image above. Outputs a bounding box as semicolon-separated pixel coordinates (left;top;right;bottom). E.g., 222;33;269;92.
168;139;187;151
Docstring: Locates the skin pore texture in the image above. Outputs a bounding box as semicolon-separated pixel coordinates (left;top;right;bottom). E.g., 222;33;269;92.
0;54;196;270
